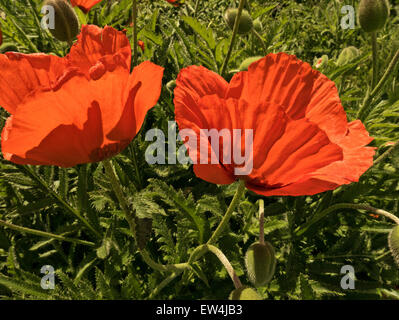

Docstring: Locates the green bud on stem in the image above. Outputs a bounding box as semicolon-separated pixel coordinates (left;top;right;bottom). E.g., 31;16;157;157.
224;8;253;35
42;0;79;43
358;0;389;33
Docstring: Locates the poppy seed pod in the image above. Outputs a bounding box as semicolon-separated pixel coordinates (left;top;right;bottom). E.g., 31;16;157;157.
224;8;253;35
245;242;276;287
336;46;360;66
358;0;389;33
388;225;399;266
239;56;263;71
229;286;262;300
42;0;79;42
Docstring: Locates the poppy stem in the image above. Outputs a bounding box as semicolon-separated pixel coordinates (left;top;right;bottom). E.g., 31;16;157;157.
371;32;378;89
373;140;399;166
220;0;246;76
357;48;399;121
194;0;201;18
296;203;399;237
0;219;95;247
207;179;246;245
132;0;138;67
259;199;265;245
251;29;267;54
204;244;242;289
103;159;187;274
102;159;137;235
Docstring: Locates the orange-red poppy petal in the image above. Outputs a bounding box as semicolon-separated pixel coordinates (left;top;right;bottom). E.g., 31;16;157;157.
107;61;164;141
174;65;228;116
67;25;131;75
0;52;67;114
70;0;103;13
227;53;316;118
2;57;131;167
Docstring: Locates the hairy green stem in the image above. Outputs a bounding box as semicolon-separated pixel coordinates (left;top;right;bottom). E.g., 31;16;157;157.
220;0;246;76
373;141;399;166
207;180;246;244
259;199;265;245
103;159;136;235
0;219;95;247
132;0;138;67
149;271;182;299
194;0;201;17
140;249;189;273
296;203;399;237
205;244;242;289
21;166;101;238
371;32;378;89
357;48;399;121
103;159;188;274
251;29;267;54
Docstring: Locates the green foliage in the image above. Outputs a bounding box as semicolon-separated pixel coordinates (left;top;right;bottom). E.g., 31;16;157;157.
0;0;399;300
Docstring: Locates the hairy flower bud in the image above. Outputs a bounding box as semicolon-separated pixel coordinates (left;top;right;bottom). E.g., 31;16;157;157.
358;0;389;33
388;225;399;266
253;18;262;33
245;242;276;287
238;56;263;71
337;46;360;66
166;80;177;92
224;8;253;35
229;286;262;300
42;0;79;42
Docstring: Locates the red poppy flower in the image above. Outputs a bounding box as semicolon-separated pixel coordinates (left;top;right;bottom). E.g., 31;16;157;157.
166;0;183;8
174;53;375;196
0;25;163;167
138;40;145;52
70;0;103;13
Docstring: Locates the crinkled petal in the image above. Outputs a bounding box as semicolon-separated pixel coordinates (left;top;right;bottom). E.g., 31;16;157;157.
2;57;131;167
70;0;103;13
67;25;131;75
0;52;67;113
107;61;164;141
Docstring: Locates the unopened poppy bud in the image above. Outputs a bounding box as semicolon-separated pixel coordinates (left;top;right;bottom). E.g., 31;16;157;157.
253;18;262;33
224;8;253;35
239;56;263;71
166;80;176;92
229;286;262;300
42;0;79;42
0;43;19;53
314;55;328;69
245;242;276;287
138;40;145;52
336;46;360;66
0;25;3;46
358;0;389;33
388;225;399;266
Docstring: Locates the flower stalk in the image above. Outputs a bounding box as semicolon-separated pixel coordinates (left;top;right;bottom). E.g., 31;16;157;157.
220;0;246;76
